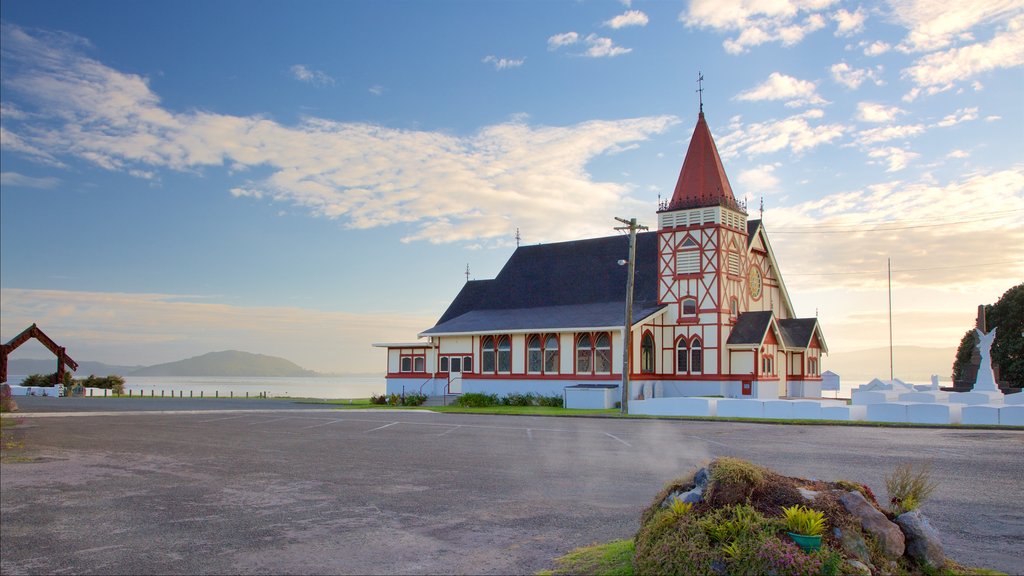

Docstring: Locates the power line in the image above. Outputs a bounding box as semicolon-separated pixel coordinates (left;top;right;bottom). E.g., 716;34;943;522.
786;259;1023;277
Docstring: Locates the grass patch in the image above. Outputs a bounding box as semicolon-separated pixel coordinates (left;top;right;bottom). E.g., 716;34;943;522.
540;539;634;576
0;417;31;462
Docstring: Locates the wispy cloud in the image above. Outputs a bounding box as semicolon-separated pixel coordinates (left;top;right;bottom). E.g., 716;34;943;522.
718;110;848;158
888;0;1024;53
547;31;580;50
856;102;905;123
604;10;649;29
583;34;631;57
901;14;1024;100
680;0;832;54
830;62;885;89
0;24;676;246
289;64;335;86
832;7;866;36
482;55;525;70
0;171;61;189
734;72;827;107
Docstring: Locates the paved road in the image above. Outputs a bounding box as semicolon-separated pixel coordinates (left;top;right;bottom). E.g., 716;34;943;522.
2;399;1022;574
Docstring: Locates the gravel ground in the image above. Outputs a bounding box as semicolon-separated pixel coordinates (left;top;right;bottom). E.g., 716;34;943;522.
2;400;1022;574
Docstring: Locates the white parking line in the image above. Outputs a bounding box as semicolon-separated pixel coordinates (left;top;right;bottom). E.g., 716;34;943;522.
199;415;249;423
250;416;293;426
302;419;345;429
604;432;632;447
365;422;399;433
436;425;462;437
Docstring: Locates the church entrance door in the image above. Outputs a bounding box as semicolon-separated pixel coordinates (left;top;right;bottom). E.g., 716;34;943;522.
448;356;463;394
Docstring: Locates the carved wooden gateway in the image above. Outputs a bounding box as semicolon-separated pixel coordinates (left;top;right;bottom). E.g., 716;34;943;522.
0;324;79;384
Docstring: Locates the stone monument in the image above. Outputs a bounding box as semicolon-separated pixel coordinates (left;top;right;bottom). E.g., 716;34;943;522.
972;328;999;392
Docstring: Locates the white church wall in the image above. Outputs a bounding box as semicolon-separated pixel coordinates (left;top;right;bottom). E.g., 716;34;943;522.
511;334;526;374
464;378;612;398
438;336;473;354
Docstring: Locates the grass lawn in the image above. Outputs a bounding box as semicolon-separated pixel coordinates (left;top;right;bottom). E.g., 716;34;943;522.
540;539;635;576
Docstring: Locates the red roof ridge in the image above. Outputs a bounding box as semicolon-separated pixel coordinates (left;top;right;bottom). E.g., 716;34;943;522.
662;112;743;213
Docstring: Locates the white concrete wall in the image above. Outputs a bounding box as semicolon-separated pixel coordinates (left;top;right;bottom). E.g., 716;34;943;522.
630;397;718;417
565;387;617;409
463;378;595;398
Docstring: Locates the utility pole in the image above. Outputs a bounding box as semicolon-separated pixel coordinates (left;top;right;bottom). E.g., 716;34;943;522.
888;258;894;382
614;216;648;415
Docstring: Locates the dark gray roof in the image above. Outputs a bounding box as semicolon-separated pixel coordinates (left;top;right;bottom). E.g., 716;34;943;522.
726;311;775;345
747;219;762;248
779;318;825;351
424;232;662;335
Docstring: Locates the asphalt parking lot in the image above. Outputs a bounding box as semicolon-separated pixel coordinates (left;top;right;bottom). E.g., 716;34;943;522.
2;398;1022;574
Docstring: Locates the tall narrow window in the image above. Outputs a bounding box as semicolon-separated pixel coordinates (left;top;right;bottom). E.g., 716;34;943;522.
576;334;593;373
730;297;738;319
481;336;496;373
640;332;655;374
676;339;688;373
527;335;542;373
544;335;560;374
690;338;703;373
497;336;511;373
594;333;612;374
439;356;449;373
414;356;425;372
450;356;461;373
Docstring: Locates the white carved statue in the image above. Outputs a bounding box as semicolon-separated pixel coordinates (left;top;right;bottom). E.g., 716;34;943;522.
973;328;999;392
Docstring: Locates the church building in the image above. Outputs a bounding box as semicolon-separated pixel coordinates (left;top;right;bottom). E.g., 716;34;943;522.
376;110;826;401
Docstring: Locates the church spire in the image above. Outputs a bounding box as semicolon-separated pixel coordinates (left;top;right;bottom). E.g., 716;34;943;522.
661;109;743;214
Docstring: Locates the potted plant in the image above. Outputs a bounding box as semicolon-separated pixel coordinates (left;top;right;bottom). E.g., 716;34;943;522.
781;505;826;551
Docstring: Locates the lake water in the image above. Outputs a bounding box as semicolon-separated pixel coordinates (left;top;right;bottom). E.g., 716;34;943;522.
6;375;385;399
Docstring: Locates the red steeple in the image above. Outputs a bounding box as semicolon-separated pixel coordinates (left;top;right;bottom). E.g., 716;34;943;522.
662;112;744;213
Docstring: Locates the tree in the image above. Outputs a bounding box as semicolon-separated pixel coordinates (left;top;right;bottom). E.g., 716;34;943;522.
952;283;1024;385
989;283;1023;385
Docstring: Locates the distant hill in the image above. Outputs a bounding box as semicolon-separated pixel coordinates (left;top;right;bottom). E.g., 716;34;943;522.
7;358;142;377
825;346;956;385
130;350;316;377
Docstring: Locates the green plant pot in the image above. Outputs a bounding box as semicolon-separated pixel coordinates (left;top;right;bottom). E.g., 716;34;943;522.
787;532;822;552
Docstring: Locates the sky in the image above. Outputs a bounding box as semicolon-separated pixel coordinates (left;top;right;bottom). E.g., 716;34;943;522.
1;0;1022;378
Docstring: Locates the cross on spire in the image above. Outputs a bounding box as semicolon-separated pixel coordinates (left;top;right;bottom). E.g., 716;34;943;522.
696;71;704;114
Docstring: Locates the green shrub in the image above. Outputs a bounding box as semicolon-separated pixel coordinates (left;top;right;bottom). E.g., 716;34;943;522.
668;498;693;518
536;394;563;407
885;462;937;514
81;375;125;394
452;393;499;407
634;509;716;575
782;504;827;536
502;392;535;406
754;536;845;576
706;457;767;505
369;394;388;405
401;393;427;406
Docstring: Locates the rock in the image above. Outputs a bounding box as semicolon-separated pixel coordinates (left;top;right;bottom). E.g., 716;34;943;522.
896;509;946;569
833;526;872;566
799;487;819;501
665;486;703;506
846;559;872;576
839;490;905;560
694;467;710;489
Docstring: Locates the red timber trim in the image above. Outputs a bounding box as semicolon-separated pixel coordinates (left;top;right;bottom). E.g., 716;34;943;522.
462;372;619;381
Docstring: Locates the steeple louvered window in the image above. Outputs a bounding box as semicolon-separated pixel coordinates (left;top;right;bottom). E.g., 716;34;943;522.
676;237;700;275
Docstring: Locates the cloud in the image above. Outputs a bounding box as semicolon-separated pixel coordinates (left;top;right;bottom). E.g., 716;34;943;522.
717;110;848;158
548;31;580;50
583;34;632;57
368;85;386;96
856;102;905;123
767;168;1024;293
861;40;892;56
901;15;1024;98
855;124;926;145
736;164;782;195
0;288;436;373
830;62;884;89
833;7;867;36
0;24;676;246
867;146;920;171
887;0;1024;53
0;171;61;189
483;55;525;70
681;0;834;54
289;64;335;86
734;72;827;107
605;10;649;28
